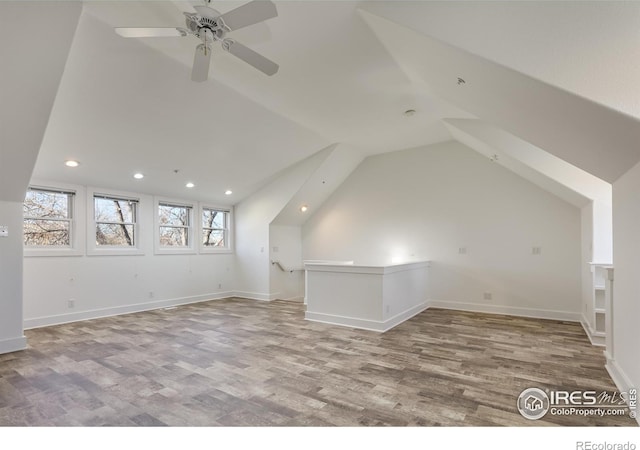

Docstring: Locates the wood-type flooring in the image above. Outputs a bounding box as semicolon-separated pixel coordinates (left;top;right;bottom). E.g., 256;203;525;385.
0;298;636;426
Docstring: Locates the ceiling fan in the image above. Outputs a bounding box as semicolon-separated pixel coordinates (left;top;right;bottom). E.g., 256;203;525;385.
115;0;279;81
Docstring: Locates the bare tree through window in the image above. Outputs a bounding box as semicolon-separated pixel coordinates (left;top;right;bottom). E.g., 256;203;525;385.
23;188;73;246
159;203;191;247
94;196;137;246
202;208;228;247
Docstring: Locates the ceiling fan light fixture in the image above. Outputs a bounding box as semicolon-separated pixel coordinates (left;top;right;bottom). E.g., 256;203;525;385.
225;190;233;195
300;205;308;213
115;0;280;81
133;173;144;179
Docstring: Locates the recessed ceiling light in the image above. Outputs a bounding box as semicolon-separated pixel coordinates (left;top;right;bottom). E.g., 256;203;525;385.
65;160;79;167
186;182;195;188
403;109;416;117
300;205;308;213
133;173;144;179
224;190;233;195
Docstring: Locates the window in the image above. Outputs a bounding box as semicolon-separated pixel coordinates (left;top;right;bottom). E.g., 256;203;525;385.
202;207;229;249
23;188;74;247
158;202;192;247
94;195;138;247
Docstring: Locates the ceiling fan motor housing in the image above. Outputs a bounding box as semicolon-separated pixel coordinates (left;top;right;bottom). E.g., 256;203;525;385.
186;11;226;41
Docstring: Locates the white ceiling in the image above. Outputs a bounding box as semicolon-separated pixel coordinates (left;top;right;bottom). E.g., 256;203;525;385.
12;1;640;206
32;0;469;205
360;8;640;183
0;2;81;202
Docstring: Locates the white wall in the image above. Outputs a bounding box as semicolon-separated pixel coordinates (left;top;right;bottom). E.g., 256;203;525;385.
269;225;304;301
23;185;235;328
610;160;640;402
0;201;27;352
592;197;613;263
581;203;595;327
0;2;81;354
234;148;331;300
303;141;583;319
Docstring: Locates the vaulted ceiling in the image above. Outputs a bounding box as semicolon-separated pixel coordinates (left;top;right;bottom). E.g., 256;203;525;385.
3;1;640;206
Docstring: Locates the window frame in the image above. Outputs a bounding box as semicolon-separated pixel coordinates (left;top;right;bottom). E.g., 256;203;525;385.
199;205;233;254
87;188;143;256
154;198;196;255
23;183;85;257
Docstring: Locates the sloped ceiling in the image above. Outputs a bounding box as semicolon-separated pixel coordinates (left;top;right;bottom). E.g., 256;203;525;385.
359;8;640;184
444;118;611;207
362;1;640;120
31;1;469;205
11;1;640;207
0;2;81;202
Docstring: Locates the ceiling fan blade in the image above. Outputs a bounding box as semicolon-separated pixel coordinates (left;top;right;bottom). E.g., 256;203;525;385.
192;44;212;82
193;5;219;19
222;39;278;76
115;27;187;38
218;0;277;31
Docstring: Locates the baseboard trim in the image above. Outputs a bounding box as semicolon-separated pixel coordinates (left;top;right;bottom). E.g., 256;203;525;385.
427;300;581;322
580;314;606;347
305;311;385;332
382;302;430;332
233;291;277;302
605;358;640;426
0;335;27;354
276;296;304;303
24;291;235;329
305;301;429;333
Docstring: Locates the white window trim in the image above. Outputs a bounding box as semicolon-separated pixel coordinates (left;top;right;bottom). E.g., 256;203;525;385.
23;182;86;257
199;204;233;254
87;187;144;256
154;197;196;255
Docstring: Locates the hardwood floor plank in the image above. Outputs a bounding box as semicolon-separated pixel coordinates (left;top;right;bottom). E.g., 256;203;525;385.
0;299;635;426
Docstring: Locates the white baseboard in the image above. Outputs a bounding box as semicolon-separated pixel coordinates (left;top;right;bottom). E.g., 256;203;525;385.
0;335;27;354
23;291;235;329
382;302;430;332
605;358;640;426
580;314;606;347
427;300;582;322
276;296;304;303
305;311;386;332
305;301;429;333
233;291;277;302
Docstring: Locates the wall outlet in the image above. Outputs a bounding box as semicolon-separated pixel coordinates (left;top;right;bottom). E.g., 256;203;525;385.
483;292;492;301
218;283;222;289
0;225;8;237
385;305;390;314
149;291;154;298
67;299;75;309
532;246;542;255
459;247;467;255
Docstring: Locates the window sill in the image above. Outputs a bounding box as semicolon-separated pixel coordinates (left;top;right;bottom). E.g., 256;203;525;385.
199;248;233;255
154;247;197;256
24;248;84;258
87;248;145;257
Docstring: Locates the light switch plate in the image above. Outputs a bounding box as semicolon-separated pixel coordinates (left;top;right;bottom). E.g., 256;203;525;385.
0;226;8;237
